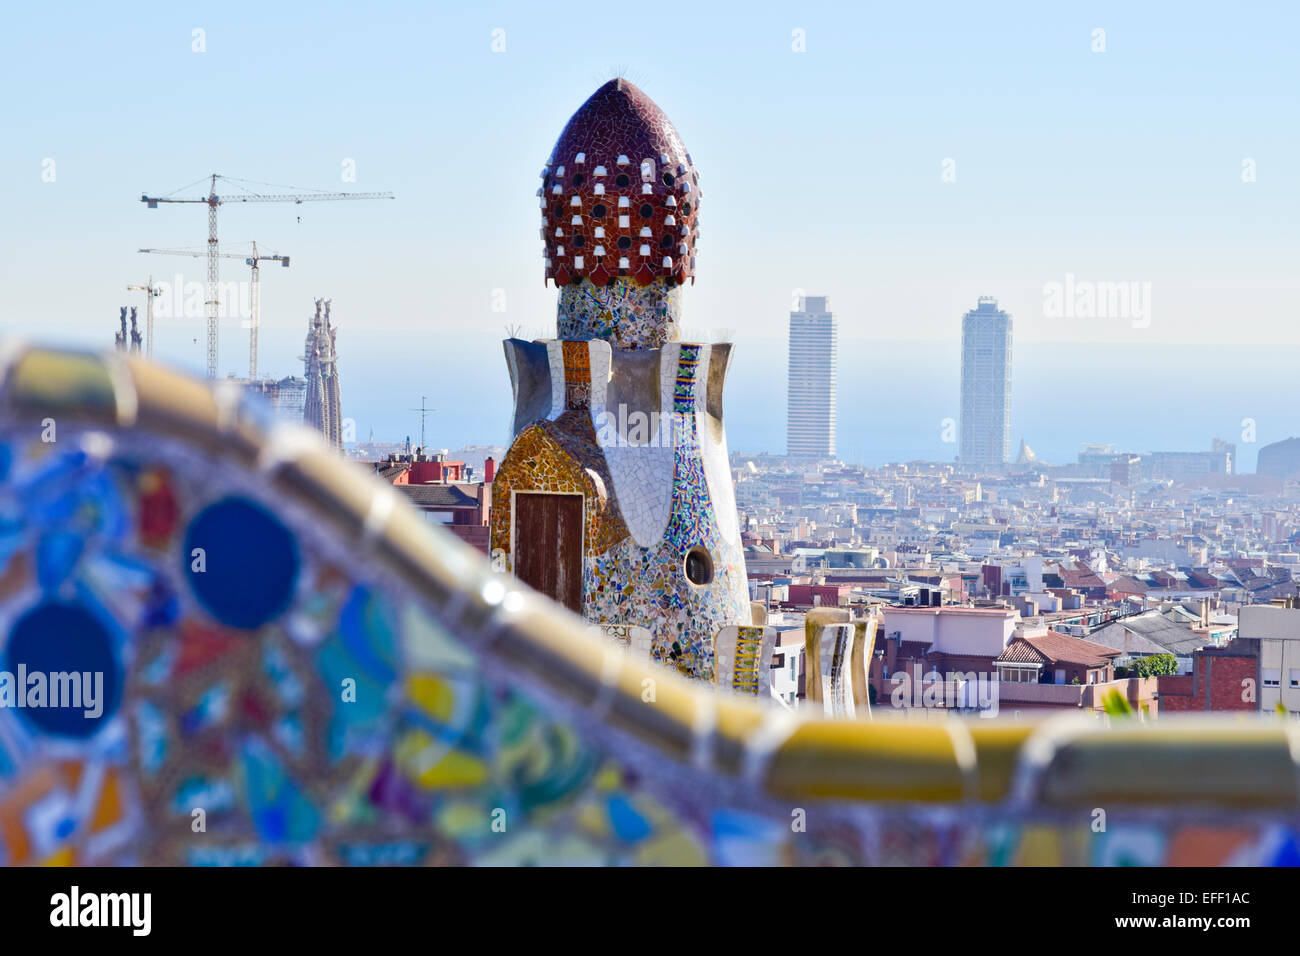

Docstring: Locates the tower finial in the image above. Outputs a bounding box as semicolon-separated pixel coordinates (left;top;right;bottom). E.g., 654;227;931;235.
541;79;700;297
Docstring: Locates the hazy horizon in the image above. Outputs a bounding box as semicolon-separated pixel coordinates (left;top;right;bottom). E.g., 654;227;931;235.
195;327;1300;474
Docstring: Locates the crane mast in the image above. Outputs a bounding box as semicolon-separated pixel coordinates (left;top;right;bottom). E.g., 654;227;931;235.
206;177;218;379
248;249;260;383
126;276;162;357
242;241;291;382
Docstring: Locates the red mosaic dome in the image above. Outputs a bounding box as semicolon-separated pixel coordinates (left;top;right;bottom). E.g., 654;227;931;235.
540;80;700;288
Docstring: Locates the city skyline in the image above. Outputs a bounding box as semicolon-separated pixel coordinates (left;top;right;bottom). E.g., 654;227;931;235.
292;328;1290;474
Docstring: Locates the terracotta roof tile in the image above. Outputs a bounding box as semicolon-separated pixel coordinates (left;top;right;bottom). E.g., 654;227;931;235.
995;631;1120;668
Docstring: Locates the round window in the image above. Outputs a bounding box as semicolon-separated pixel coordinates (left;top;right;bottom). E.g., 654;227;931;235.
683;547;714;586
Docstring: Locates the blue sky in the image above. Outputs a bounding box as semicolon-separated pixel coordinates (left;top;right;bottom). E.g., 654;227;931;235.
1;1;1297;457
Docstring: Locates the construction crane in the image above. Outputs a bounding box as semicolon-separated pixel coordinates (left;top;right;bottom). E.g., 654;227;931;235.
140;174;393;378
126;276;162;358
140;242;289;382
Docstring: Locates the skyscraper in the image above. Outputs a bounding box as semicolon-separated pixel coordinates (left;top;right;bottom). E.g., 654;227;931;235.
959;296;1013;467
787;295;837;458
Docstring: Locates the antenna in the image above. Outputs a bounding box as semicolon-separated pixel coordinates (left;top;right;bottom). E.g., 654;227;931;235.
410;397;434;453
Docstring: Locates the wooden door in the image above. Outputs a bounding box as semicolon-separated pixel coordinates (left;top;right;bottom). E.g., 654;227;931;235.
513;493;583;613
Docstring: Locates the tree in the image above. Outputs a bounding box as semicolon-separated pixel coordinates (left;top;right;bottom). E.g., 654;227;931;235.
1131;653;1178;678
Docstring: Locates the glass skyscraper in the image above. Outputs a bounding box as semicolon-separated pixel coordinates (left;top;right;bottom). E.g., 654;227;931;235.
787;295;838;458
959;296;1012;467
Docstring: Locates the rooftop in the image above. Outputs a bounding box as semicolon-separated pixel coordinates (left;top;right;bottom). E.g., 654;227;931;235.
996;631;1120;668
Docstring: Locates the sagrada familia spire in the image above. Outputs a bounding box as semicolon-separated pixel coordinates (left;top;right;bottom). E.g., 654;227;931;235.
114;306;143;354
303;298;342;449
491;80;751;681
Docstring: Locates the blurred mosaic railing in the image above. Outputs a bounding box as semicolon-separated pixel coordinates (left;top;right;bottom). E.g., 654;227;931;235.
0;344;1298;866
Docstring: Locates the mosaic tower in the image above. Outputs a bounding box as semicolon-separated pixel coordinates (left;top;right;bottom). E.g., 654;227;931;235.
491;80;751;681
